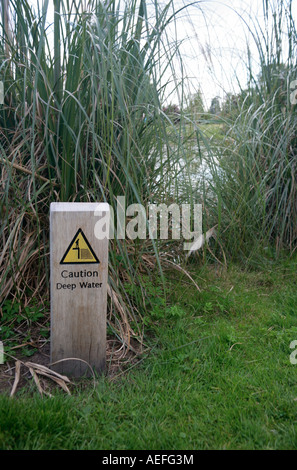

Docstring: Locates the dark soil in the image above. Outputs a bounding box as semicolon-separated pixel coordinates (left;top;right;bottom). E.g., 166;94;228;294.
0;337;141;396
0;342;51;395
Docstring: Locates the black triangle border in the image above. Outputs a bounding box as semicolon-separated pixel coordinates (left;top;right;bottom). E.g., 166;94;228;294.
60;228;100;265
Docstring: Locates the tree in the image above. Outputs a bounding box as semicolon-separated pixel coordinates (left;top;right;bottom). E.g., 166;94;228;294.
162;103;180;124
209;96;221;115
187;89;205;120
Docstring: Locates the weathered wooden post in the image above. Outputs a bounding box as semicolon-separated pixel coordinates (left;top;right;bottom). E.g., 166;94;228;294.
50;202;110;377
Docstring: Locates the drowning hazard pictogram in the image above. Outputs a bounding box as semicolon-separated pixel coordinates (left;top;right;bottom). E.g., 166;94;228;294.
60;228;100;265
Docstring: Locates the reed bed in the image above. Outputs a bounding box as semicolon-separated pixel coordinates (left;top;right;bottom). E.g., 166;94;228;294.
199;0;297;262
0;0;196;354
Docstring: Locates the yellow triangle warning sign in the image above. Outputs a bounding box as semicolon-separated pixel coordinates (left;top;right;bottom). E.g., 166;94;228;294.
60;228;100;265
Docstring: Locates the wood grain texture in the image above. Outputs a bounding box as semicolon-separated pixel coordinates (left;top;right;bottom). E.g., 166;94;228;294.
50;203;109;377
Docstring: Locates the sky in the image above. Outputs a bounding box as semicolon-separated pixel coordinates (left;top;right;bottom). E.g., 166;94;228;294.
163;0;292;107
28;0;297;108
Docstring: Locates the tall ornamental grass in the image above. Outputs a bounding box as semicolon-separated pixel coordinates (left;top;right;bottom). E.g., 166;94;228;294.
200;0;297;263
0;0;196;354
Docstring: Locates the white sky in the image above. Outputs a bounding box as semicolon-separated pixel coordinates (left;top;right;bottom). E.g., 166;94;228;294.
28;0;297;108
164;0;297;107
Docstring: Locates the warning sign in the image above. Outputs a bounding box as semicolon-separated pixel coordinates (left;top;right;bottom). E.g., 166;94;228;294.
60;228;100;265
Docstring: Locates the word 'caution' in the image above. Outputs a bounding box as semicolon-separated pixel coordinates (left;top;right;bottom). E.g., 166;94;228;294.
60;228;100;265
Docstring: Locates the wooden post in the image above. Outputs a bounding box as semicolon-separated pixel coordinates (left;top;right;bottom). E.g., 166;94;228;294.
50;202;110;377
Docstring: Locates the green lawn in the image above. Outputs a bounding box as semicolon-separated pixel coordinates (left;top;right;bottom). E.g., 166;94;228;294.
1;259;297;450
